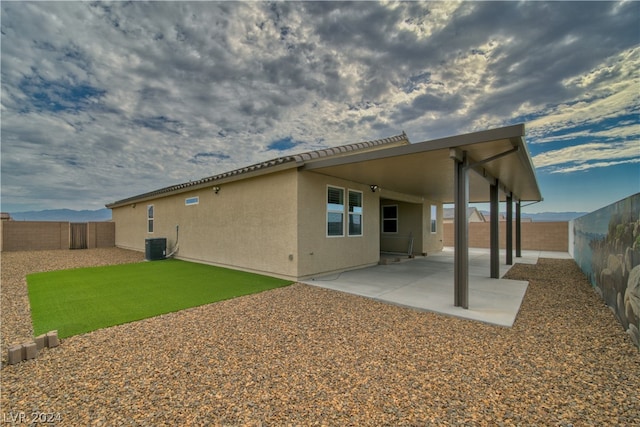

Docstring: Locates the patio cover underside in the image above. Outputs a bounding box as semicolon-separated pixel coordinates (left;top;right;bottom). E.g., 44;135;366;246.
301;124;541;204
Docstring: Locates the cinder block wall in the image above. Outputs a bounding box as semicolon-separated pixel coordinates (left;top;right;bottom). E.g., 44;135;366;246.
1;221;70;251
1;221;115;251
91;222;116;248
443;221;569;252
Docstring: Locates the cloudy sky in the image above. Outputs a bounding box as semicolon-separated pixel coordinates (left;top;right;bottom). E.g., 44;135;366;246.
2;1;638;214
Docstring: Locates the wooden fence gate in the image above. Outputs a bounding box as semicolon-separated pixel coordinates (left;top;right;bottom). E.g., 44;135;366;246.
70;223;88;249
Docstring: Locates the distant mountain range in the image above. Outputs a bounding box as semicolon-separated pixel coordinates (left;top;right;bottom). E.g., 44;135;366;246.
524;212;588;222
6;208;586;223
479;211;588;222
8;209;112;222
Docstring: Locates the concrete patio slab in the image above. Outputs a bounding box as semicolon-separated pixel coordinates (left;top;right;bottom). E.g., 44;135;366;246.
302;248;572;327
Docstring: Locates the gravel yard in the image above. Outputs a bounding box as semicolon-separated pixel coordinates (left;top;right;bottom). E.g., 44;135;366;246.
1;249;639;425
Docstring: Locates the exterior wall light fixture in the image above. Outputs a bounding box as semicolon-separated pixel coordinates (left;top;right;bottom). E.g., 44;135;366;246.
370;185;379;192
213;186;221;194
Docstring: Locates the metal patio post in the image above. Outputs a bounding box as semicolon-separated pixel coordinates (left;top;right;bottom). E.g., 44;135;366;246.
506;193;513;265
490;181;500;278
452;149;469;308
516;199;522;258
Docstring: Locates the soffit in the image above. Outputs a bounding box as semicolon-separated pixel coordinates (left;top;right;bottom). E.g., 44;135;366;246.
301;125;542;203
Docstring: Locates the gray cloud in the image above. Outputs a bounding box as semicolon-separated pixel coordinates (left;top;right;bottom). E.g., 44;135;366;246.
1;1;637;211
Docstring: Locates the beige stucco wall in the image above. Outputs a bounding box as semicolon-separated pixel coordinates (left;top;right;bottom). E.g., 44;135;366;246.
112;206;150;252
423;201;444;255
112;169;299;279
380;198;422;254
296;171;380;278
111;167;445;280
378;196;443;256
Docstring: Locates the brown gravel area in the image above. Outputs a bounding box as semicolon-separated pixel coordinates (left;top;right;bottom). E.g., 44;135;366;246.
1;251;639;425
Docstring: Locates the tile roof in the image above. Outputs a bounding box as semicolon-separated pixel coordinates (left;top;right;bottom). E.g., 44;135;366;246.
107;133;409;208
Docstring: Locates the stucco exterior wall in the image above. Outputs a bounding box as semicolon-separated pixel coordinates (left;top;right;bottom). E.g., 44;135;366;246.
112;207;149;252
112;169;299;279
296;171;380;278
423;201;444;255
380;198;422;254
378;197;443;256
111;167;445;280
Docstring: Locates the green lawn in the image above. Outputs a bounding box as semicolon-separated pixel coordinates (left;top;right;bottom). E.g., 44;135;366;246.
27;259;292;338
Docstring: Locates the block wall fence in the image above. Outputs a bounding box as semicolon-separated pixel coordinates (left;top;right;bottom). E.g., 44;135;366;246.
442;221;569;252
2;220;568;252
0;221;115;252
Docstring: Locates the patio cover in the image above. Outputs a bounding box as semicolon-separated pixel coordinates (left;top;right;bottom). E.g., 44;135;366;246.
302;123;543;309
302;124;541;203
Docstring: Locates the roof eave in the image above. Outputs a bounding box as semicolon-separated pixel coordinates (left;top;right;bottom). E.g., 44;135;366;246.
106;133;409;209
106;160;301;209
514;134;543;202
302;124;527;171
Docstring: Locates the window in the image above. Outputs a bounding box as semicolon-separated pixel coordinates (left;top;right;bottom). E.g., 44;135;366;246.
327;186;344;236
382;205;398;233
348;190;363;236
147;205;154;233
185;196;199;206
431;205;437;233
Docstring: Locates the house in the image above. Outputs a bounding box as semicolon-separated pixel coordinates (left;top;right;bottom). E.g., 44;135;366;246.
0;213;12;221
442;207;486;223
107;124;542;307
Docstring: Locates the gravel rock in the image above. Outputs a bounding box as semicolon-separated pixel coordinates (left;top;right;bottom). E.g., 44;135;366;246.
1;248;144;354
1;251;639;425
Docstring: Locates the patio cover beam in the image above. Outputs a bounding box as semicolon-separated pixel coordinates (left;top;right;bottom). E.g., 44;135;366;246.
466;146;520;195
466;146;519;170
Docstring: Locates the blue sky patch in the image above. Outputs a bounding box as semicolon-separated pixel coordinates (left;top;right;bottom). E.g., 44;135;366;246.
267;136;301;151
18;73;105;113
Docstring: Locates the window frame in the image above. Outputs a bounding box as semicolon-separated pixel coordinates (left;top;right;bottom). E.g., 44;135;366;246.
147;204;154;234
430;205;437;234
326;185;345;237
348;189;363;237
382;204;398;234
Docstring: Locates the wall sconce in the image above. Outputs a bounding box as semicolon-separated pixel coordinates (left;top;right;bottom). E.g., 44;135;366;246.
370;185;379;193
131;203;136;208
213;186;221;194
